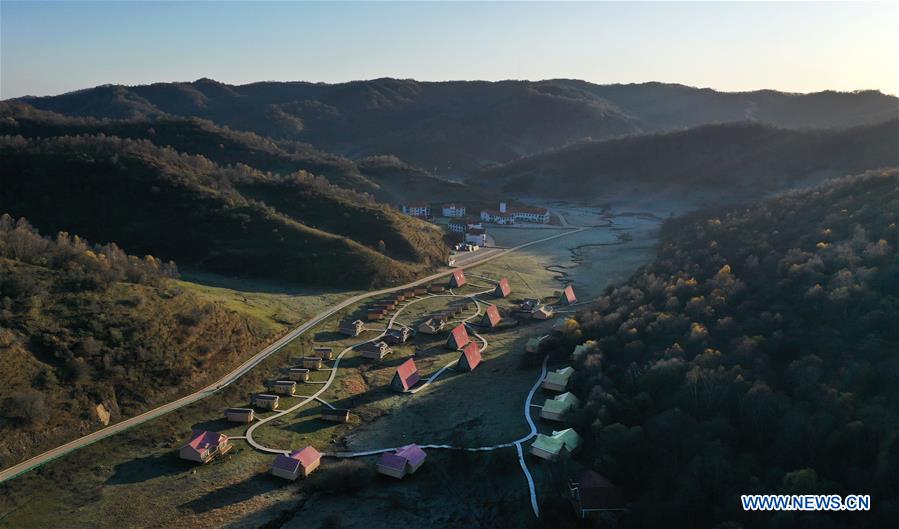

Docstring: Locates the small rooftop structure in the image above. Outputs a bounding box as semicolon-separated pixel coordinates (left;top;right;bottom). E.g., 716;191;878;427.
540;392;581;421
321;408;350;423
300;356;323;370
179;430;232;464
339;319;365;337
272;446;322;480
559;285;577;305
482;304;502;328
289;367;310;382
360;340;392;360
456;341;481;372
273;380;297;395
449;269;466;288
446;324;471;350
530;428;583;461
418;317;447;335
224;407;254;423
384;326;412;345
494;277;512;298
569;469;625;518
543;366;575;392
526;335;550;353
252;393;280;410
391;358;421;392
377;444;427;479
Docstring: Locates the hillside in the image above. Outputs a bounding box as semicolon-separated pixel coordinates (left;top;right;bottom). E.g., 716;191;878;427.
0;135;449;288
0;101;470;202
481;120;899;201
546;170;899;527
0;216;275;465
17;78;898;173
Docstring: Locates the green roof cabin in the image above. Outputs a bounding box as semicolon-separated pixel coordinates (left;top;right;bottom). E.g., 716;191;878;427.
540;392;580;421
530;428;583;461
543;366;575;392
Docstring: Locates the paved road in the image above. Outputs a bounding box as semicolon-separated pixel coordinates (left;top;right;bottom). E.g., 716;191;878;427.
0;226;586;484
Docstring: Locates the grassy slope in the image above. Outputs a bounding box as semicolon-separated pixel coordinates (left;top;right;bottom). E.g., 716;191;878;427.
0;135;448;288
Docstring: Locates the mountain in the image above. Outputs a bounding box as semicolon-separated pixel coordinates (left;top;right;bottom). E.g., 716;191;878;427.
0;101;470;202
481;119;899;202
0;216;274;465
546;169;899;528
19;78;897;174
0;134;449;288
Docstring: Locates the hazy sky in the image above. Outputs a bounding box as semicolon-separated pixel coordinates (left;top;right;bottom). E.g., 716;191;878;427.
2;1;897;99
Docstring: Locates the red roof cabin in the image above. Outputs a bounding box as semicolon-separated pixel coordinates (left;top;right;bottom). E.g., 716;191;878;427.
482;304;502;328
456;341;481;372
494;277;512;298
271;446;322;480
559;285;577;305
391;358;421;392
376;444;427;479
446;324;471;350
449;269;466;288
179;430;232;464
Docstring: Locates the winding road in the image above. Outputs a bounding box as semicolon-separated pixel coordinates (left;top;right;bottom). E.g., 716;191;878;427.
0;226;587;485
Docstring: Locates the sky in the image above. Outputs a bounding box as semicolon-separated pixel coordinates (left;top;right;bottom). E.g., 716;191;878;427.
1;1;897;99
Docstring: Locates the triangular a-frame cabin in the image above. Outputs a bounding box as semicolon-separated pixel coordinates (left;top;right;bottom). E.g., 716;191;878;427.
559;285;577;305
446;324;471;350
493;277;511;298
482;304;502;328
449;269;466;288
457;341;481;372
391;358;421;392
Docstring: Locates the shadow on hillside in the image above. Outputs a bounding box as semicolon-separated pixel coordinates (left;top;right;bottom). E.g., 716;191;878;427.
190;417;234;433
179;474;283;514
106;453;192;485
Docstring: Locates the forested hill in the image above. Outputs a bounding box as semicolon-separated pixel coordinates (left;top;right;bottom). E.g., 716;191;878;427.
0;216;272;465
481;120;899;201
17;78;898;173
553;169;899;527
0;134;449;288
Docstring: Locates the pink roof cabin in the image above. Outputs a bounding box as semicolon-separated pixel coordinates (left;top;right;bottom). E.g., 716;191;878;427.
494;277;512;298
391;358;421;392
179;430;232;464
457;341;481;372
271;446;322;480
559;285;577;305
446;324;471;350
482;304;502;328
449;269;466;288
377;444;427;479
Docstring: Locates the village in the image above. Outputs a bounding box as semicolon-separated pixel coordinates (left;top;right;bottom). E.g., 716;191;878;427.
175;265;624;520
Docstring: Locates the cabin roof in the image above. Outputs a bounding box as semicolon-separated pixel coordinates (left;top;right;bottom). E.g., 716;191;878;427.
460;341;481;370
396;444;427;467
185;430;226;451
532;428;582;454
448;324;470;347
394;358;421;391
542;392;581;414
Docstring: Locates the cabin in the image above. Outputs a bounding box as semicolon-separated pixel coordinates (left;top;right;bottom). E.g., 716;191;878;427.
224;407;254;423
391;358;421;392
442;203;466;217
403;290;417;299
494;277;512;298
543;366;575;392
399;203;431;218
540;392;581;421
179;430;232;464
252;393;280;410
526;335;550;353
300;356;323;370
456;341;481;372
289;367;310;382
367;310;385;321
414;287;428;296
393;294;405;302
530;429;582;461
559;285;577;305
271;446;322;480
482;304;502;328
384;326;412;345
446;324;471;350
418;317;447;334
568;469;625;518
376;444;427;479
321;408;350;423
313;346;334;360
360;340;392;360
339;319;365;337
532;305;554;320
429;284;446;293
273;380;297;396
377;300;397;310
449;269;466;288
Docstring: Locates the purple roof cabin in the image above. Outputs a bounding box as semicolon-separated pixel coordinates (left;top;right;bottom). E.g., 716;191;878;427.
272;446;322;480
377;444;427;478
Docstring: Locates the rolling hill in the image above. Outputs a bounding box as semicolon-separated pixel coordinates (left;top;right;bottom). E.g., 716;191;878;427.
481;119;899;202
0;134;449;288
16;78;898;174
